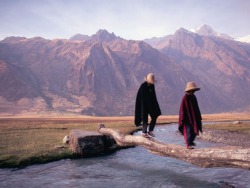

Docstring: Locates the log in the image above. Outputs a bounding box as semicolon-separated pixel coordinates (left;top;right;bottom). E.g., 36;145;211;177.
98;124;250;170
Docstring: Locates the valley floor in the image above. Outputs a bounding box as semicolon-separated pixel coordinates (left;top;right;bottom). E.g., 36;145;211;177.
0;112;249;168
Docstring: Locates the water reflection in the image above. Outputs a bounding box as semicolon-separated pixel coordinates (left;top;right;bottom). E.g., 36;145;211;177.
0;124;249;188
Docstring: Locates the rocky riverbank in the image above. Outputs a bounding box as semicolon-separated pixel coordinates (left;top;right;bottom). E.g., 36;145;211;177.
198;129;250;148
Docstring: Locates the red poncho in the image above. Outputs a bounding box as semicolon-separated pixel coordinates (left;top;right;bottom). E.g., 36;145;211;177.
178;93;202;135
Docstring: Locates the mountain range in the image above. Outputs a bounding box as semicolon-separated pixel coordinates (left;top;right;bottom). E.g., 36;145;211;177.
0;25;250;116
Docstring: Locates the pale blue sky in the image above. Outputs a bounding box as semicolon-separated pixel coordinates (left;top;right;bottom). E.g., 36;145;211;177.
0;0;249;40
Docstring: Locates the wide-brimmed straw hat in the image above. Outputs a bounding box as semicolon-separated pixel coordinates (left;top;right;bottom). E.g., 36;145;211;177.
145;73;155;84
185;81;200;92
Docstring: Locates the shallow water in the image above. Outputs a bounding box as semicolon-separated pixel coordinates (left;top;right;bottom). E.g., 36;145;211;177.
0;124;249;188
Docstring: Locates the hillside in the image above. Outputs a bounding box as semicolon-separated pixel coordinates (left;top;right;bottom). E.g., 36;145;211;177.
0;27;250;116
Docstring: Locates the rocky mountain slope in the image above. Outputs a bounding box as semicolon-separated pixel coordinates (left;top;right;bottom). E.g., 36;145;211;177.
0;27;250;116
145;27;250;113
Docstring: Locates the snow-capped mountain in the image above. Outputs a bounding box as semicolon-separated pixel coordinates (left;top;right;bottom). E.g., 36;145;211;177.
191;24;233;40
1;26;250;116
236;35;250;43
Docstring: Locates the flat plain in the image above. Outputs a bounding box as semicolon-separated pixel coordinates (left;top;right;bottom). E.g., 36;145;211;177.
0;112;249;168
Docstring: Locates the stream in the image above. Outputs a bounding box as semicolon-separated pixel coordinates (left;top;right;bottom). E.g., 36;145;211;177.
0;124;249;188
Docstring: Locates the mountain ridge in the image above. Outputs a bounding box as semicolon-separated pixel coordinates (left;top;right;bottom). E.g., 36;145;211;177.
1;26;250;115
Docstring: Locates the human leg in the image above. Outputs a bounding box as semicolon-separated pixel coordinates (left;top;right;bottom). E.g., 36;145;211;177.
142;114;149;134
148;115;157;132
190;133;197;146
183;123;195;149
148;115;157;137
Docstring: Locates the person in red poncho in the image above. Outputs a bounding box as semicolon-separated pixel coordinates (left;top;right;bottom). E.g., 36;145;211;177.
134;73;161;138
178;81;202;149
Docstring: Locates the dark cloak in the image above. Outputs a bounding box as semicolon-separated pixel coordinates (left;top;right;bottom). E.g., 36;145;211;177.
178;93;202;135
134;81;161;126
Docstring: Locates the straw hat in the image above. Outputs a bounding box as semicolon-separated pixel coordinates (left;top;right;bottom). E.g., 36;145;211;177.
145;73;155;84
185;81;200;92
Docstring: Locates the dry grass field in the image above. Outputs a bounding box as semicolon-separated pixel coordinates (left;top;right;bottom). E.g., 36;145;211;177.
0;116;138;168
0;112;249;168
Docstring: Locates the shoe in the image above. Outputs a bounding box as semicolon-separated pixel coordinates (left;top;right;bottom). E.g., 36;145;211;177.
142;133;150;138
187;145;195;149
148;131;155;137
190;142;196;146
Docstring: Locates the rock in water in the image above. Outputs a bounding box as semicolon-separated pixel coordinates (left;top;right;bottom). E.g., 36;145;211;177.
69;129;115;156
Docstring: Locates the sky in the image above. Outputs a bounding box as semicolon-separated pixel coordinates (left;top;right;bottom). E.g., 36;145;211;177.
0;0;249;40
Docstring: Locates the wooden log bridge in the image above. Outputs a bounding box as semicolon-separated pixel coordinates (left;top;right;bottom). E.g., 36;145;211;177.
98;124;250;170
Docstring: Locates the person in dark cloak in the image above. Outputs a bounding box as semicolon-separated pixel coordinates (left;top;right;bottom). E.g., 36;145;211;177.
178;81;202;149
134;73;161;138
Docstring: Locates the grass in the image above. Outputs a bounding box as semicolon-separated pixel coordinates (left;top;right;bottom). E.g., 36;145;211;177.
0;113;249;168
0;117;139;168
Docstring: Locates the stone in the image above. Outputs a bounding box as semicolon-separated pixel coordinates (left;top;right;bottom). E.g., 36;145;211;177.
233;121;242;125
69;129;116;156
62;135;69;144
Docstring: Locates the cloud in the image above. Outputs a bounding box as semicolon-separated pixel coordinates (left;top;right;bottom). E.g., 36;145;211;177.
0;0;249;40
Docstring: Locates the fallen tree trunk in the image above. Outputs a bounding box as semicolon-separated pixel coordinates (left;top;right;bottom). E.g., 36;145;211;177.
98;124;250;170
